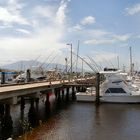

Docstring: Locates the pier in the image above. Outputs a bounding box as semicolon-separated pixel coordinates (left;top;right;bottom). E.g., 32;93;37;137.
0;76;95;139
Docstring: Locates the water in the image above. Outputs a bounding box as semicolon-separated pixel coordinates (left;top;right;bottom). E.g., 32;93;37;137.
1;99;140;140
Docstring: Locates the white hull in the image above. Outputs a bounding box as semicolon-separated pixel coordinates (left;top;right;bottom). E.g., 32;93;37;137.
76;92;96;102
76;93;140;103
100;95;140;103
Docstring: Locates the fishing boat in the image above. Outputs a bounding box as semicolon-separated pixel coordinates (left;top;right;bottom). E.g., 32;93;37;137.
76;69;140;103
100;70;140;103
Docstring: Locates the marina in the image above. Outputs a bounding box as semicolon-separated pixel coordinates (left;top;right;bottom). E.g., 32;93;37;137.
0;0;140;139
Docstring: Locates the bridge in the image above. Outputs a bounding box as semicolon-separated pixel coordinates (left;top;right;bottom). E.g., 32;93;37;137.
0;76;97;140
0;77;95;104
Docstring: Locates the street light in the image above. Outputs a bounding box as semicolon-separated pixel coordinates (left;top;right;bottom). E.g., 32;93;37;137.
66;43;72;80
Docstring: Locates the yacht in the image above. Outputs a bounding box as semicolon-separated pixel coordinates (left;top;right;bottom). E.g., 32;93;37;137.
100;70;140;103
76;70;140;103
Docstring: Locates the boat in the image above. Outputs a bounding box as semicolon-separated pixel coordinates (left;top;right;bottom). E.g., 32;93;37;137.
76;69;140;103
100;70;140;103
76;87;96;102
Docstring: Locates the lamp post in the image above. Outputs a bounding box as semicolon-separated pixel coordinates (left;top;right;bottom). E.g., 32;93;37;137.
67;43;72;80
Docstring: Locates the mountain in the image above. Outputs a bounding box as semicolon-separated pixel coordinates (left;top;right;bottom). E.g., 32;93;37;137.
0;60;66;71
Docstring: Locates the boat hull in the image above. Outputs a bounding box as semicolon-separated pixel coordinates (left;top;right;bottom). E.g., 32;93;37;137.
76;93;140;103
100;95;140;103
76;92;96;102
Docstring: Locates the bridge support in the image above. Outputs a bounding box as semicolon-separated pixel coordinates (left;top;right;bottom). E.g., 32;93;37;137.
61;88;65;101
45;93;50;114
1;72;5;84
0;104;4;116
55;88;61;101
28;98;38;127
72;86;76;100
20;97;25;111
95;73;100;105
66;87;69;101
1;104;13;140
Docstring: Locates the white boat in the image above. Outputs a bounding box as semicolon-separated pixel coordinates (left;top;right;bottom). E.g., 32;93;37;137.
76;70;140;103
76;87;96;102
100;70;140;103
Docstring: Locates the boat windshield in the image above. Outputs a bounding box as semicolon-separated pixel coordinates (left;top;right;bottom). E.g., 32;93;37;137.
105;88;126;94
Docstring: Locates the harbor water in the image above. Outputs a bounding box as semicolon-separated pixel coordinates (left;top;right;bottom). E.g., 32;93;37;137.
1;97;140;140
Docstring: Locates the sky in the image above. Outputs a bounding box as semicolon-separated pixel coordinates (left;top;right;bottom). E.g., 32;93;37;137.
0;0;140;71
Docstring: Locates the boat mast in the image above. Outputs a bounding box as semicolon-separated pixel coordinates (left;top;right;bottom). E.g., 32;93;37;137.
117;55;119;70
129;46;133;76
76;40;80;77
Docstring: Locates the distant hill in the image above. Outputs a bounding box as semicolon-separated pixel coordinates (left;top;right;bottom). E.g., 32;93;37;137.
0;60;67;71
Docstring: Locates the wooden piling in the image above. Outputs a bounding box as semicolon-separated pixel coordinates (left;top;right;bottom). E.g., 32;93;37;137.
62;89;64;101
1;72;5;84
72;86;76;100
26;69;31;82
20;97;25;111
95;73;100;105
66;87;69;101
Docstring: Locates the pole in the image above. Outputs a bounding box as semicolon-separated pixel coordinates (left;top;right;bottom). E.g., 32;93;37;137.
76;40;80;77
71;44;72;80
129;46;132;76
117;55;119;70
82;59;84;77
67;43;73;80
65;57;68;73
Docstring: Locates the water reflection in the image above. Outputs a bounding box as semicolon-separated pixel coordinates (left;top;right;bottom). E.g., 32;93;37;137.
0;104;13;140
16;103;140;140
28;99;39;127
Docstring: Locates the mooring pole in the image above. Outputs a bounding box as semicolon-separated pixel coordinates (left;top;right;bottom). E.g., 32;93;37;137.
1;72;5;84
26;69;31;82
96;73;100;105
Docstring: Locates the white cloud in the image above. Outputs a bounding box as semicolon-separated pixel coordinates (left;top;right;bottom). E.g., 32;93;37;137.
113;34;131;41
34;6;56;19
56;0;68;25
68;24;83;32
87;29;110;37
0;0;70;65
0;0;29;25
0;27;66;65
0;7;29;25
95;52;117;63
90;51;117;65
84;33;131;45
16;28;31;34
85;39;115;45
81;16;96;25
125;3;140;15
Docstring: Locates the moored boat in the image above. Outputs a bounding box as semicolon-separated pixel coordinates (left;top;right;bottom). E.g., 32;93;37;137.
76;69;140;103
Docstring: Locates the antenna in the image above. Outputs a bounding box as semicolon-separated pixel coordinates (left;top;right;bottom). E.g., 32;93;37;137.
76;40;80;77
